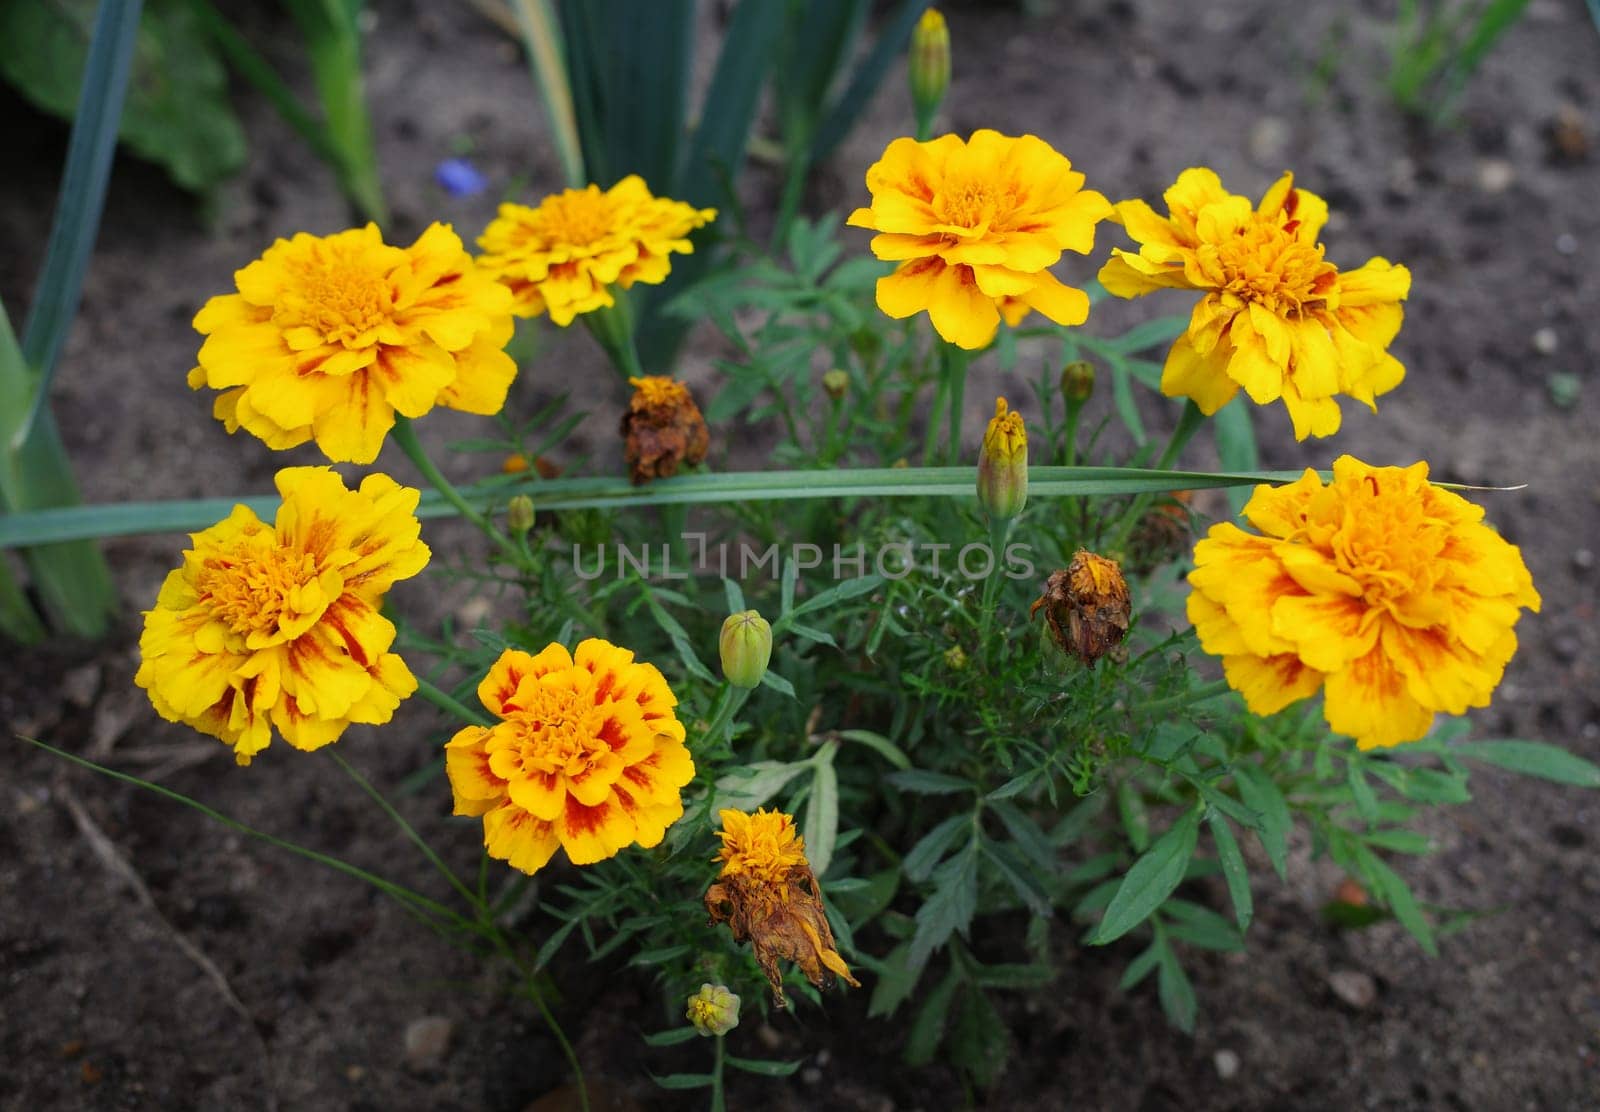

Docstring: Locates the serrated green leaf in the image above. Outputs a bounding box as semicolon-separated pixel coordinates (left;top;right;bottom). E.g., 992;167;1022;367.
1205;811;1253;932
1232;763;1291;880
641;1026;700;1047
1091;808;1201;945
1155;937;1198;1034
1455;739;1600;787
909;840;979;969
836;728;910;770
650;1072;716;1090
724;1055;803;1077
715;760;809;811
950;985;1011;1089
903;963;961;1066
1118;942;1160;990
1347;761;1380;825
903;813;970;883
887;769;977;796
802;759;839;876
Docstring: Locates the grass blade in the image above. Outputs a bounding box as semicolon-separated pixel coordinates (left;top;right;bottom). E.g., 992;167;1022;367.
808;0;929;164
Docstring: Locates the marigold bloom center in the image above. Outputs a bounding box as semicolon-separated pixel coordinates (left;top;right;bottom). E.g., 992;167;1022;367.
194;543;320;637
1325;480;1439;607
501;688;611;777
717;810;809;888
539;187;616;246
280;257;396;347
937;175;1013;230
1210;222;1331;314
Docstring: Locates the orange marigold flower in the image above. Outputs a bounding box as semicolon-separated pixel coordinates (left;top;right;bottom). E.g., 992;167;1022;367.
1031;550;1132;665
445;640;694;875
190;224;517;464
476;177;715;325
135;467;429;765
847;130;1111;350
621;374;709;484
1189;456;1541;750
704;808;860;1007
1098;168;1410;440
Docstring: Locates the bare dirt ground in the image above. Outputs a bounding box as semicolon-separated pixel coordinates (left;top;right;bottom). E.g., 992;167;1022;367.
3;1;1599;1108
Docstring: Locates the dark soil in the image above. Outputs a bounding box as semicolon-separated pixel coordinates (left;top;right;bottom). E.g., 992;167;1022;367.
4;1;1600;1109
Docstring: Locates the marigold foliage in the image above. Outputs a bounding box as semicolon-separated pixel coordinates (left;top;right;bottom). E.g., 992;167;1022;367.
190;224;517;464
476;176;715;325
847;130;1112;349
135;467;429;765
1099;168;1410;440
1189;456;1541;750
705;808;859;1006
445;640;695;875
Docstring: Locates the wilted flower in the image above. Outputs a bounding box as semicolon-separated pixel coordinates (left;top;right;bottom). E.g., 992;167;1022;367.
1031;550;1131;665
685;983;741;1037
444;640;695;873
719;610;772;689
847;130;1111;349
1099;168;1410;440
621;375;709;484
1189;456;1540;750
704;808;860;1007
476;177;715;325
190;224;517;463
977;397;1028;522
136;467;429;765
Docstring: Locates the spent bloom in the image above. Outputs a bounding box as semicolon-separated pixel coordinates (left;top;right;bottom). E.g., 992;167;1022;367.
136;467;429;765
1189;456;1540;750
705;808;860;1007
190;224;517;463
685;983;741;1037
1032;550;1131;665
476;176;715;325
621;375;709;484
847;130;1112;349
1098;168;1410;440
445;640;694;874
977;396;1028;521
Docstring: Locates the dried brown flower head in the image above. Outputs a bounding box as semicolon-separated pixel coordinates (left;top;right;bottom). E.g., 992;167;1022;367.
1126;492;1193;575
621;375;708;484
704;808;860;1007
1031;549;1131;665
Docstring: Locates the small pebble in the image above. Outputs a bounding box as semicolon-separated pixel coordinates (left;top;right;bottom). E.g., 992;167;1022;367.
801;1066;823;1085
1475;158;1515;194
1328;969;1377;1009
1532;327;1559;355
403;1016;454;1072
1214;1048;1241;1080
61;663;102;709
1572;547;1594;572
1249;117;1290;165
1556;233;1579;255
345;1065;365;1083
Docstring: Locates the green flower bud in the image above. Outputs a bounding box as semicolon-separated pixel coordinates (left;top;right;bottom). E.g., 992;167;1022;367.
686;983;741;1038
506;494;535;535
719;610;772;689
977;397;1028;522
822;369;850;401
909;9;951;133
1061;360;1095;402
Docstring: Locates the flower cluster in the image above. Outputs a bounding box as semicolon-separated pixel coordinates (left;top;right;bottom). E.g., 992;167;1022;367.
704;808;859;1006
1189;456;1540;749
1098;169;1410;440
444;640;695;874
848;130;1111;349
136;467;429;764
190;224;517;464
477;176;715;325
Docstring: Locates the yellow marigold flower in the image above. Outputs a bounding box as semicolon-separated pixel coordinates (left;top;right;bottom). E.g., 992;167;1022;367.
445;640;694;875
847;130;1112;350
1189;456;1541;750
476;176;716;325
1098;168;1410;440
190;224;517;464
705;808;860;1007
135;467;430;765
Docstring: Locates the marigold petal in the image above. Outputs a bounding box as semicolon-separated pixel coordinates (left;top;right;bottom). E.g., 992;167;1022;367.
484;802;562;874
1160;332;1239;414
1324;646;1437;750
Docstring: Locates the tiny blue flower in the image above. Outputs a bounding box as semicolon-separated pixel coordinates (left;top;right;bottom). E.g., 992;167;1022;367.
435;157;488;198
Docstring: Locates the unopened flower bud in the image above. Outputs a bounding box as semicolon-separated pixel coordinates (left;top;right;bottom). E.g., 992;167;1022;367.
506;494;535;535
720;610;772;689
1030;550;1131;665
977;397;1028;522
686;983;741;1037
909;9;951;133
1061;360;1095;402
944;645;968;671
822;369;850;401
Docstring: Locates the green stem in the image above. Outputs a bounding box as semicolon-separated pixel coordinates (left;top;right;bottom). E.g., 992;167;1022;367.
415;675;493;727
1139;679;1233;718
703;684;752;745
491;930;589;1112
390;415;524;566
1107;401;1206;554
330;749;480;909
711;1035;727;1112
1062;396;1084;469
978;517;1009;649
943;344;969;465
583;299;646;382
